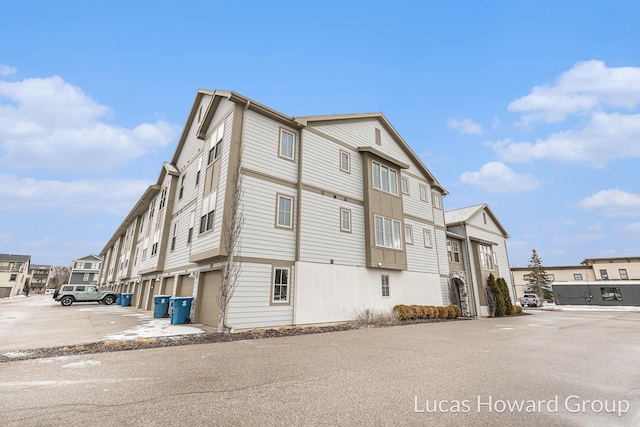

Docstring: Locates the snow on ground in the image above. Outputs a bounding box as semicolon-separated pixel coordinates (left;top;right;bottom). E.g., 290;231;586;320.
102;317;204;341
542;303;640;312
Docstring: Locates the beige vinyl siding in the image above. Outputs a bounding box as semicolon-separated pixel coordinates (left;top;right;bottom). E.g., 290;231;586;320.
189;113;233;258
174;94;213;172
468;211;503;235
226;262;294;329
404;218;439;274
431;190;446;228
435;228;450;303
163;213;191;270
402;175;434;222
298;191;365;265
243;109;299;183
205;98;234;138
312;120;424;177
301;130;363;201
239;175;297;260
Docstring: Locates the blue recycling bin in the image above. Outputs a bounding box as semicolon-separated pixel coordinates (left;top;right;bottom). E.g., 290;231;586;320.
120;292;133;307
153;295;172;318
170;297;194;324
116;293;122;305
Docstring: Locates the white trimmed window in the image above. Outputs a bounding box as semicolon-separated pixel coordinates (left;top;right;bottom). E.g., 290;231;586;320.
404;225;413;244
340;208;351;232
340;151;350;173
479;243;494;270
171;223;178;251
401;177;409;194
159;187;167;210
279;129;295;160
432;193;442;209
374;216;402;249
372;161;398;195
423;229;432;248
179;175;186;200
272;267;289;303
420;185;429;202
276;195;294;229
199;210;215;234
381;275;390;297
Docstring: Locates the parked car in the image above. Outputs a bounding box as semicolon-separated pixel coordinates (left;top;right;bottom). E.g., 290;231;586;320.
53;285;117;306
519;294;543;307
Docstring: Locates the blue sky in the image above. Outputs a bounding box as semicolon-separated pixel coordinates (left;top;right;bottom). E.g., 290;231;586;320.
1;1;639;268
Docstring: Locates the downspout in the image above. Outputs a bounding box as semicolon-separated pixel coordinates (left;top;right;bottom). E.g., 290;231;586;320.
222;99;251;333
462;223;477;318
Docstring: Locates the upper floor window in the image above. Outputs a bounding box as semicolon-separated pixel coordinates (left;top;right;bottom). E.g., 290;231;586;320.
276;195;294;229
149;198;156;219
432;193;442;209
479;243;494;270
372;161;398;195
574;273;583;280
419;185;429;202
401;177;409;195
374;215;402;249
179;175;186;200
546;274;555;281
447;240;460;262
279;129;295;161
423;230;432;248
404;225;413;245
159;187;167;210
600;269;609;280
340;208;351;232
199;210;215;234
340;151;350;173
619;269;629;280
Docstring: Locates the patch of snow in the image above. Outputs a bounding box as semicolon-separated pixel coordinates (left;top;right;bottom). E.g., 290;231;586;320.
2;351;33;359
62;360;101;368
103;318;204;341
543;304;640;312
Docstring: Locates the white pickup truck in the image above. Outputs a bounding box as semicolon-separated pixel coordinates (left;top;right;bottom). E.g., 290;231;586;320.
519;294;542;307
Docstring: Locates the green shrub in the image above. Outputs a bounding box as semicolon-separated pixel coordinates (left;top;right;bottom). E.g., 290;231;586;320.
487;274;506;317
497;277;513;315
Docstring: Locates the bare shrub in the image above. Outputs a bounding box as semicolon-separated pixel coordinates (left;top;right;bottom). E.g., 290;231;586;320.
352;308;400;327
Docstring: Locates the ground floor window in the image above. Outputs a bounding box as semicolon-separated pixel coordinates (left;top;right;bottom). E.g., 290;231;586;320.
273;267;289;303
381;275;389;297
601;287;622;301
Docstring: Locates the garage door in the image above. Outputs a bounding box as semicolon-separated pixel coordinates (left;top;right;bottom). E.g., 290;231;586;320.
195;271;221;327
177;276;194;297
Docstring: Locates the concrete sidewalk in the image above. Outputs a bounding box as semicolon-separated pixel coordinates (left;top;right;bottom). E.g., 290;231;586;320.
0;295;205;353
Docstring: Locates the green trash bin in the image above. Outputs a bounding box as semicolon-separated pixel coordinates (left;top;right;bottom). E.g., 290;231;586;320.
153;295;172;318
170;297;194;324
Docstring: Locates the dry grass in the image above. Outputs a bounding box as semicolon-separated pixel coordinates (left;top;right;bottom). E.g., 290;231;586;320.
351;308;400;327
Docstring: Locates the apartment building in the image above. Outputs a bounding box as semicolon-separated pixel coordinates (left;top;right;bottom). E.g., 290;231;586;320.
0;254;30;298
27;264;52;294
445;205;516;317
69;255;102;286
98;89;513;327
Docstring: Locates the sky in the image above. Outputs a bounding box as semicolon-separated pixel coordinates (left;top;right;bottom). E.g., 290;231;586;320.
1;1;639;268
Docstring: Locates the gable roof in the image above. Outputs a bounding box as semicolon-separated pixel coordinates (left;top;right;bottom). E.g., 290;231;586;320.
0;254;30;263
445;204;510;238
294;113;447;194
74;254;102;262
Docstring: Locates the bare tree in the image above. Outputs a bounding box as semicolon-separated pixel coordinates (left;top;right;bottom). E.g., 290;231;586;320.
49;265;71;288
217;148;244;332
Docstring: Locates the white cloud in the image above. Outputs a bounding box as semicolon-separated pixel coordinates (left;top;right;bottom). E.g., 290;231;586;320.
0;174;151;215
509;60;640;125
447;118;483;135
489;111;640;167
0;75;180;171
0;64;17;76
576;189;640;217
459;162;541;193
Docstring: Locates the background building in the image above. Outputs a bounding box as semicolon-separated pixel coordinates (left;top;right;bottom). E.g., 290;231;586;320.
0;254;31;298
69;255;102;286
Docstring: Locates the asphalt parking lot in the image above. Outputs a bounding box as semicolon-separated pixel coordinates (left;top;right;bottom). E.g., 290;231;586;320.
0;295;205;353
1;297;640;426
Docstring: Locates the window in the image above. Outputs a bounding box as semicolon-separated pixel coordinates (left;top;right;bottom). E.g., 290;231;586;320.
159;187;167;210
83;273;89;281
546;274;555;281
195;170;200;186
76;286;85;292
171;223;178;251
432;193;442;209
401;177;409;195
600;269;609;280
151;242;158;256
340;208;351;232
199;210;215;234
279;129;295;160
419;185;429;202
272;267;289;302
423;230;432;248
523;274;530;281
375;128;381;145
447;240;460;262
574;273;583;281
149;199;156;219
479;243;494;270
9;274;16;281
381;275;389;297
374;216;402;249
208;140;222;165
601;287;622;301
404;225;413;244
619;269;629;280
340;151;350;173
276;195;293;229
187;227;193;244
139;216;145;236
179;175;186;200
372;161;398;195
